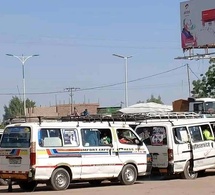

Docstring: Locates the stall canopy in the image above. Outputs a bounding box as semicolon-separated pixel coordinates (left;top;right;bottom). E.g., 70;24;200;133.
119;102;173;114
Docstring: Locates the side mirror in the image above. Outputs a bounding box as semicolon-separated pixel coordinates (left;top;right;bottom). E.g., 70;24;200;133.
135;138;143;146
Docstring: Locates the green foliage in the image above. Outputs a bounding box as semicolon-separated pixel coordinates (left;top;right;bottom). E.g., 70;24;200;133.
3;96;36;120
0;123;5;129
146;95;163;104
192;59;215;97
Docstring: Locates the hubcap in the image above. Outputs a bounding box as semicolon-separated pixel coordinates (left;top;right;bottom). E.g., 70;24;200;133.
55;173;67;187
125;168;135;182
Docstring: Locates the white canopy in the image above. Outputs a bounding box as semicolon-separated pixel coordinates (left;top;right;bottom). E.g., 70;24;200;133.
119;102;173;114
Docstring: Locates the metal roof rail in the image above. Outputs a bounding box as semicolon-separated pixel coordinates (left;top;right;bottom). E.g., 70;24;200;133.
5;116;62;125
144;112;201;120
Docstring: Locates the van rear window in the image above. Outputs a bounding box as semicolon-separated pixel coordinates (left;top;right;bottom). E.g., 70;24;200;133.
136;126;167;146
0;127;31;148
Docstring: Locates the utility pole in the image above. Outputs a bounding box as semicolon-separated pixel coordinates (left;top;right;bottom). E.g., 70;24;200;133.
65;87;80;115
186;64;191;97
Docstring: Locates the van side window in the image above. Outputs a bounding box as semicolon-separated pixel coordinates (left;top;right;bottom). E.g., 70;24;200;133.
81;128;112;147
62;129;79;146
136;126;167;146
100;129;112;145
188;126;203;142
117;129;139;145
173;127;189;144
200;124;214;141
39;129;62;147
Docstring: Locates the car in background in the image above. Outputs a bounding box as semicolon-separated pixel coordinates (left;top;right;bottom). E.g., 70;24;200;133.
0;129;7;186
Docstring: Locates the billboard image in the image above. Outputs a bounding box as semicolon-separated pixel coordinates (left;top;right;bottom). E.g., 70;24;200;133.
180;0;215;49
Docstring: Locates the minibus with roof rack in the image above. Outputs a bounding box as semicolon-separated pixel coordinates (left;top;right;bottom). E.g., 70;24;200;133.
0;116;151;192
135;112;215;179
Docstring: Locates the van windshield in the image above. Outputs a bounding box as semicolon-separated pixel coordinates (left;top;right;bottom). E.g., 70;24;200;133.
0;126;31;148
136;126;167;146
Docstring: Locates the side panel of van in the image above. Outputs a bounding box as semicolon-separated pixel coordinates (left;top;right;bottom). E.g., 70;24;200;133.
80;128;120;178
136;126;169;172
188;125;215;171
35;128;82;180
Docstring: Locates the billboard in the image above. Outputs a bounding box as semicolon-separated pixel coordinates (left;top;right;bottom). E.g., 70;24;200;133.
180;0;215;49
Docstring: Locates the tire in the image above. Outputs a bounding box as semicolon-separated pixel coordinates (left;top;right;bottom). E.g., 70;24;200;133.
181;161;198;179
18;181;37;192
0;179;8;186
50;168;70;191
89;180;102;186
120;164;137;185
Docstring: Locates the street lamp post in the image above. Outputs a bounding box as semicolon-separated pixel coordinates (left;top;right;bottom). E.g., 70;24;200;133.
6;54;39;117
113;54;132;108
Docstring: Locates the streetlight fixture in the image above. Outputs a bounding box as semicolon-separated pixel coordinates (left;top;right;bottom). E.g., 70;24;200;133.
113;54;132;107
6;54;39;117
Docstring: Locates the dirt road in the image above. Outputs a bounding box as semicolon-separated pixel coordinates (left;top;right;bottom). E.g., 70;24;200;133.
1;171;215;195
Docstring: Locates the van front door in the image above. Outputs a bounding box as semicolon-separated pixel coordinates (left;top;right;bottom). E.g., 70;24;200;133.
188;125;215;171
115;128;150;175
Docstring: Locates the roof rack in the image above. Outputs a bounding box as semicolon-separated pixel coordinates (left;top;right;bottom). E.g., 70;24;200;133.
144;112;202;120
5;112;202;125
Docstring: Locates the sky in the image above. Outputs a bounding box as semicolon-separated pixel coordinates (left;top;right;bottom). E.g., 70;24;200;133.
0;0;213;120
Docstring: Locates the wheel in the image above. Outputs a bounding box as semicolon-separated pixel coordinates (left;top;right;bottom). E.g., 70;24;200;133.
181;161;198;179
89;180;102;186
120;164;137;185
49;168;70;191
18;181;37;192
0;178;8;186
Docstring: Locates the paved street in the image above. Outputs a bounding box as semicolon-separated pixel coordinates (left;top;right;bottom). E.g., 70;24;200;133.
1;171;215;195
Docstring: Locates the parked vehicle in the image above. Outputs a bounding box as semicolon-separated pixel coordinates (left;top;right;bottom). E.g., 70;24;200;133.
0;117;151;192
0;129;8;186
172;97;215;118
135;117;215;179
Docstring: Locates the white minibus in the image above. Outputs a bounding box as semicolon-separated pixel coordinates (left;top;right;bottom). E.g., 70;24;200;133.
0;118;151;191
135;117;215;179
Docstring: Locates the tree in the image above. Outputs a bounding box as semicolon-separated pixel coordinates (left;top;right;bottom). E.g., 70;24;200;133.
3;96;36;120
146;95;163;104
192;58;215;97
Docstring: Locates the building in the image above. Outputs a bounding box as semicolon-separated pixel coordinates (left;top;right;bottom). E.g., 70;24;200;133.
26;103;100;117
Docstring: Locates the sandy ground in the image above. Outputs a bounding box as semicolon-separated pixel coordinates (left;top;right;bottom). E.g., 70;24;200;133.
1;170;215;195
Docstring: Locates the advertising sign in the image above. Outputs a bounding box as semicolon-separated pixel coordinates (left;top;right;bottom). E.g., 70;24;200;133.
180;0;215;49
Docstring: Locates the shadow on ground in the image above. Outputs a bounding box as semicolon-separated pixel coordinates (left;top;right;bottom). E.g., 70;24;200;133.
1;170;215;193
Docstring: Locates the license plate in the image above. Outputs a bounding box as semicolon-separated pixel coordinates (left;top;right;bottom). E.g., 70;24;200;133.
9;158;21;164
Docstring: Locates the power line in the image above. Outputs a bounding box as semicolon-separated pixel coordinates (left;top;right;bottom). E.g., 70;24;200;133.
188;66;200;80
0;64;186;96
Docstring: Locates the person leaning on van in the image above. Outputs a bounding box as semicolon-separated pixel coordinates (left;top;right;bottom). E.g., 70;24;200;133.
203;128;215;140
